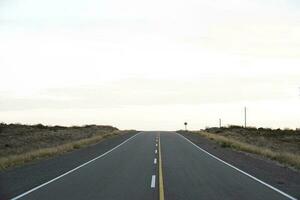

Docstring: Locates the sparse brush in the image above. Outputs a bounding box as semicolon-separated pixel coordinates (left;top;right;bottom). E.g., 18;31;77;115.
0;123;136;170
195;131;300;170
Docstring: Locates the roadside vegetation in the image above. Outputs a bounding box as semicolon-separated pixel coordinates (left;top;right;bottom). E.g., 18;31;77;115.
180;126;300;170
0;123;136;170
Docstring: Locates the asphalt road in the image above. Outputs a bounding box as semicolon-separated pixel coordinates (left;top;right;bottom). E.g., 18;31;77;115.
4;132;297;200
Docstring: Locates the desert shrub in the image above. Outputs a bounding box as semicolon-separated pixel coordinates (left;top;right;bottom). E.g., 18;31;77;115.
228;125;243;129
246;126;257;131
34;124;47;129
220;141;231;148
0;123;4;133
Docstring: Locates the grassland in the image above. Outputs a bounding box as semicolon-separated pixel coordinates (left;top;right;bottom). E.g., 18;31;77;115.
183;126;300;170
0;123;136;170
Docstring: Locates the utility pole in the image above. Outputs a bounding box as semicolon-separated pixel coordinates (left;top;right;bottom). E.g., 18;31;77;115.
244;107;247;128
219;118;222;128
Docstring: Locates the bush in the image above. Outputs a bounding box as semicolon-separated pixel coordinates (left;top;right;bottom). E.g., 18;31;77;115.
220;141;231;148
228;125;243;129
34;124;47;129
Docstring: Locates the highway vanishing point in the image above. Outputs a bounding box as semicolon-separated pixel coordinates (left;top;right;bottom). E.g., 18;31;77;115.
7;132;298;200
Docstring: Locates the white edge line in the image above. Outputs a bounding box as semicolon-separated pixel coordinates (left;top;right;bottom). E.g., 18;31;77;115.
151;175;156;188
11;132;142;200
154;158;157;164
176;133;297;200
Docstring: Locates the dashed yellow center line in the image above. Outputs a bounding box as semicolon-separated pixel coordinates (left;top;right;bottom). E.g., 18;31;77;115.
159;134;165;200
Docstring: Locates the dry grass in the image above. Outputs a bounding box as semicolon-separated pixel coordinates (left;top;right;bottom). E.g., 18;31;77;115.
192;129;300;170
0;131;118;170
0;123;136;170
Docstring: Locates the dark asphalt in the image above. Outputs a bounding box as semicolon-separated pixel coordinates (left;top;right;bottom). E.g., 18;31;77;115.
10;132;158;200
1;131;297;200
0;132;138;199
161;132;294;200
180;131;300;199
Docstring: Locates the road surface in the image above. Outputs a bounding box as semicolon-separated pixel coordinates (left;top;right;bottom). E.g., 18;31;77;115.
6;132;297;200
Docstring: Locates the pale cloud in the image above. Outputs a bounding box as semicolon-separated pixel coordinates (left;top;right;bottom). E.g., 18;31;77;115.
0;0;300;129
1;76;298;111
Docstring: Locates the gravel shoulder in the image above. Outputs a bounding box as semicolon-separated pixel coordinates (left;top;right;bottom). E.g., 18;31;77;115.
180;132;300;199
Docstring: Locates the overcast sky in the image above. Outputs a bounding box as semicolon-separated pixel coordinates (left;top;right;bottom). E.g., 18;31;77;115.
0;0;300;130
